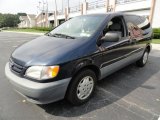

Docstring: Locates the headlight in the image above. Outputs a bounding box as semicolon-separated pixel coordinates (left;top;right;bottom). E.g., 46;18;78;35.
25;66;59;80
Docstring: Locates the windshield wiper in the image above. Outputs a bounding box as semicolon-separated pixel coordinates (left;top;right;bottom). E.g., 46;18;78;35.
46;33;75;39
52;33;75;39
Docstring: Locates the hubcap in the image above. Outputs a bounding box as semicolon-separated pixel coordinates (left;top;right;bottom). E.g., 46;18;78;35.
77;76;94;100
143;51;148;64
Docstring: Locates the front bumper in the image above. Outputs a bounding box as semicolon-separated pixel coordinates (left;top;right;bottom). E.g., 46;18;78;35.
5;63;71;104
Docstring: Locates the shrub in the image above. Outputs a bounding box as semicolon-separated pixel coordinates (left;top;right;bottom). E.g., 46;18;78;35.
32;27;53;31
153;28;160;39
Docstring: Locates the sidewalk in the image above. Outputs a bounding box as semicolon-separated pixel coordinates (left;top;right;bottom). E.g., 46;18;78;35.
152;44;160;50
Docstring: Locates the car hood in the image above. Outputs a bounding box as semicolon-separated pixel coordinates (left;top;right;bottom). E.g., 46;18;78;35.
11;35;94;66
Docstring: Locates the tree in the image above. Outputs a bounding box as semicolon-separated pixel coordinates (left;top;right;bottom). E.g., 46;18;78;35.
17;13;27;16
0;13;20;28
0;13;4;27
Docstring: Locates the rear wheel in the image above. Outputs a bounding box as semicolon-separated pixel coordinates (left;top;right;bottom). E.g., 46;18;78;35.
66;69;97;105
136;49;149;67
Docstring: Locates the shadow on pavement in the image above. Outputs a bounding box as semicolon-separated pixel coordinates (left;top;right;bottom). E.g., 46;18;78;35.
38;55;160;117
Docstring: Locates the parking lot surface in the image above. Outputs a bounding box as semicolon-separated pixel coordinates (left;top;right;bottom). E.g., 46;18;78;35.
0;32;160;120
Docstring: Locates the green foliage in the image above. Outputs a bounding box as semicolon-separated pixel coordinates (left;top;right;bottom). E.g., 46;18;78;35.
32;27;53;31
17;13;27;16
153;28;160;39
7;27;53;33
0;13;20;28
18;27;53;32
153;28;160;33
152;39;160;44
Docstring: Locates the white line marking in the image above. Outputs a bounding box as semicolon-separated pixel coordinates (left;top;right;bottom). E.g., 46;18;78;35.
16;40;28;43
12;45;18;48
4;41;12;43
97;87;159;117
158;116;160;120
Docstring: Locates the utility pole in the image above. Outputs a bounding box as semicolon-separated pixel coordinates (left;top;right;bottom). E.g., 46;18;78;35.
45;0;48;27
37;0;48;27
39;1;42;27
67;0;69;17
62;0;64;13
42;0;46;27
68;0;69;8
54;0;58;27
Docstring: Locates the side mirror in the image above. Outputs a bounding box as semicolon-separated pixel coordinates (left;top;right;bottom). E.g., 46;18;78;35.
101;32;121;42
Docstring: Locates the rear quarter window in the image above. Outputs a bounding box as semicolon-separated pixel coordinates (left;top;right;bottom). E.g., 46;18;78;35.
124;15;152;39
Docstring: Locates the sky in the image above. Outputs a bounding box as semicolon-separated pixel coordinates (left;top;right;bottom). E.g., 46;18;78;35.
0;0;69;15
0;0;90;15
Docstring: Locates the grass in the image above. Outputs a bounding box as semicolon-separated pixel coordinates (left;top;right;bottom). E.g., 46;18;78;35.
4;28;49;33
152;39;160;44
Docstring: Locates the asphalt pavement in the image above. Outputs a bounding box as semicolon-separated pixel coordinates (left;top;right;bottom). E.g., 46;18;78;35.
0;32;160;120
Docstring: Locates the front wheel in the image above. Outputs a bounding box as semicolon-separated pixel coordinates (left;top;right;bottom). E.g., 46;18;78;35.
136;49;149;67
66;69;97;105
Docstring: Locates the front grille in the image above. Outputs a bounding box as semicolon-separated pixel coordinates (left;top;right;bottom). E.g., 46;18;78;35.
9;59;24;75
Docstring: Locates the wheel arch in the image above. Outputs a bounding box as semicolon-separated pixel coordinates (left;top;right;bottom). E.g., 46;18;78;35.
146;44;151;53
72;64;101;80
65;64;101;99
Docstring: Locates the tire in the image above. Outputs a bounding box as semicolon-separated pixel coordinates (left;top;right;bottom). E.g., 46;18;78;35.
66;69;97;106
136;49;149;67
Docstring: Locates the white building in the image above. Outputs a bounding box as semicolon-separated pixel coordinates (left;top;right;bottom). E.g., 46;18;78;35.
44;0;159;28
18;14;36;28
36;12;53;27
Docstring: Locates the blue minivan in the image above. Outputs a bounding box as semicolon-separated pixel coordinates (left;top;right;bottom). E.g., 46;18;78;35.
5;13;152;105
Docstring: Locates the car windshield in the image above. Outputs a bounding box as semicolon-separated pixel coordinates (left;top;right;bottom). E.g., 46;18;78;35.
49;15;106;38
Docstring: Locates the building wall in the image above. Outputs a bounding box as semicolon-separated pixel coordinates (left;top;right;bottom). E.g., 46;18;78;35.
87;8;106;14
115;0;151;12
36;13;49;27
31;18;37;27
27;16;36;28
18;15;36;28
124;9;150;16
46;0;160;28
18;19;30;28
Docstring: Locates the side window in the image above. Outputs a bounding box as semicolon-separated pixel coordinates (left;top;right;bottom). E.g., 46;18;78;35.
124;15;143;39
103;16;126;39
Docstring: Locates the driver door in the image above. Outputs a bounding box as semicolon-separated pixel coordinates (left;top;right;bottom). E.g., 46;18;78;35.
99;15;134;79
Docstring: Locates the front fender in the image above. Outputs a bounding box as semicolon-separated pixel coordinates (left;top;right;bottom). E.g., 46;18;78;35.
71;58;100;79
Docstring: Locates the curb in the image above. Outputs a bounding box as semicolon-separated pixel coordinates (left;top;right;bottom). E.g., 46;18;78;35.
3;31;44;35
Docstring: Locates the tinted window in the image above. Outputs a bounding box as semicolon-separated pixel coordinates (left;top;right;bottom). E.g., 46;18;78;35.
124;15;151;38
124;15;150;30
125;15;140;26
